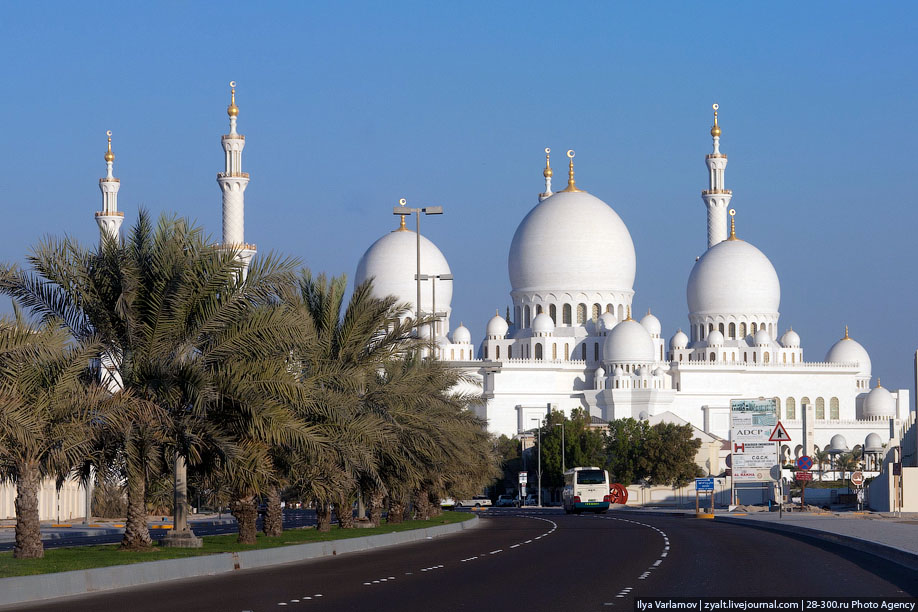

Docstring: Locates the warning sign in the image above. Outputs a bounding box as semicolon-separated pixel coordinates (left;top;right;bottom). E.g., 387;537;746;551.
768;421;791;442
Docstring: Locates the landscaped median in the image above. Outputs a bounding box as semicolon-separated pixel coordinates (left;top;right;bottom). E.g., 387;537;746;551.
0;511;478;608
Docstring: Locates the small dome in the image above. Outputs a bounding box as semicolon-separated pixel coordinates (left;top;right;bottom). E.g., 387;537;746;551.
754;329;771;346
452;324;471;344
613;366;624;376
670;329;689;350
707;330;724;346
595;366;606;378
437;336;451;348
635;366;646;377
863;383;896;419
825;329;871;376
864;433;883;452
599;312;617;332
603;319;655;364
532;312;554;335
687;239;780;318
653;367;665;377
638;410;649;420
828;434;848;453
486;313;508;338
640;311;661;337
780;328;800;348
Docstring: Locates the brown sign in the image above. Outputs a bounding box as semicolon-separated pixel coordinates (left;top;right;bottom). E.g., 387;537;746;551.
795;472;813;481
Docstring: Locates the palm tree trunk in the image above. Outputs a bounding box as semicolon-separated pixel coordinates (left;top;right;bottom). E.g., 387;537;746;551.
368;487;385;527
336;493;354;529
413;487;432;521
428;491;442;518
121;469;152;550
263;486;283;537
315;500;332;532
13;461;44;559
387;494;406;524
230;491;257;545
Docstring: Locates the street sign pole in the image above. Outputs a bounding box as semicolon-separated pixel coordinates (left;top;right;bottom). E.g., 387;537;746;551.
777;441;782;519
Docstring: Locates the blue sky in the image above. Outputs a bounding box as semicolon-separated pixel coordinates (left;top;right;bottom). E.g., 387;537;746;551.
2;2;917;397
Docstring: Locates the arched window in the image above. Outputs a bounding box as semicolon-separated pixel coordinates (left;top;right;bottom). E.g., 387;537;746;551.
783;353;786;364
534;344;543;360
791;353;795;364
515;306;521;327
801;397;811;412
786;397;796;420
484;346;488;359
450;349;455;360
729;322;736;338
606;303;613;313
594;343;599;361
508;345;513;359
775;397;782;419
592;304;601;322
679;354;683;362
495;346;500;360
753;352;757;363
708;323;714;334
581;344;587;361
577;303;587;324
549;304;557;323
536;305;543;315
764;352;770;363
563;304;572;325
723;352;727;362
525;306;531;328
617;304;624;320
739;322;747;338
710;352;715;362
731;352;736;361
751;322;758;335
552;344;557;360
719;323;725;334
564;343;569;360
830;397;839;420
815;397;825;420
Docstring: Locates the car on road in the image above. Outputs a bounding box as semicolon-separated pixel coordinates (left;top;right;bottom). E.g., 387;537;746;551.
456;495;492;508
496;495;518;507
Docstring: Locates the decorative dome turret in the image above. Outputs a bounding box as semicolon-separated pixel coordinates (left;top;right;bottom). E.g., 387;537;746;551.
486;311;509;339
780;328;800;348
707;330;724;346
532;312;554;336
863;380;896;419
828;434;849;453
599;312;617;333
603;309;655;365
864;433;883;453
754;329;772;347
670;329;689;350
640;309;661;338
452;323;471;344
825;326;871;376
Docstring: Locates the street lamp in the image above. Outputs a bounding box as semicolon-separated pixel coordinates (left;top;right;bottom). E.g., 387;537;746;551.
537;424;542;508
414;273;453;338
393;199;444;325
554;420;565;475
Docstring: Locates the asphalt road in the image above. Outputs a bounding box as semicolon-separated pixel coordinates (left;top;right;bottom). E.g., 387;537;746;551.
12;509;918;612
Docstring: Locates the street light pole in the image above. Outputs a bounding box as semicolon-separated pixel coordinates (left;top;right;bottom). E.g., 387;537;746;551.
394;199;444;330
537;424;542;508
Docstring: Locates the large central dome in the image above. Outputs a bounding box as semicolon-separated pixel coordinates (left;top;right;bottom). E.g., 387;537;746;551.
508;190;635;293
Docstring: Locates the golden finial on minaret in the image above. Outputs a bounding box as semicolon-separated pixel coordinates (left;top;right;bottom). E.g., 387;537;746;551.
227;81;239;117
396;198;408;231
561;149;582;192
727;208;738;240
844;325;849;340
543;147;553;178
710;103;721;138
626;305;632;321
104;130;114;163
876;377;882;388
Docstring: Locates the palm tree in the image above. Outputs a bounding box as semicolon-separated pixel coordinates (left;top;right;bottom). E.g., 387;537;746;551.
813;449;830;482
1;211;308;548
0;308;108;558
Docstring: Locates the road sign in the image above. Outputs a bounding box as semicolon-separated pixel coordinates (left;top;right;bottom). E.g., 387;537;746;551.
850;471;864;486
796;455;813;470
518;472;528;484
695;477;715;491
795;471;813;481
731;398;779;481
769;421;791;442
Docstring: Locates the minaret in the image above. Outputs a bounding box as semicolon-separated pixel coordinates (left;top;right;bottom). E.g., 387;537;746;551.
95;131;124;243
217;81;256;271
701;103;732;248
539;148;553;201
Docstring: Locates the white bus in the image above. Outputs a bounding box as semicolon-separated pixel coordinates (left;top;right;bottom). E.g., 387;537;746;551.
562;467;611;514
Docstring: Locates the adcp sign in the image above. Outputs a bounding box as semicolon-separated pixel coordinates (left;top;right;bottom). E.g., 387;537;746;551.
730;398;778;481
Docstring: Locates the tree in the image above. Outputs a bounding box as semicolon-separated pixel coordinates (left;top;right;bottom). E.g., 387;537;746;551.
639;422;703;487
813;449;830;482
0;308;107;558
604;418;648;485
536;410;605;490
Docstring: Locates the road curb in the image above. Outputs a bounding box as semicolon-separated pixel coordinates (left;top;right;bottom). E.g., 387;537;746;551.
715;515;918;571
0;515;479;608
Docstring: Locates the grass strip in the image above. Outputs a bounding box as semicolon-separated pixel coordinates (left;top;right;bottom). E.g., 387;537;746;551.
0;511;473;578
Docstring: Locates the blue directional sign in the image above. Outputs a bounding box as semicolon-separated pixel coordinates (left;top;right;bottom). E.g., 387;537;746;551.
695;477;715;491
796;455;813;471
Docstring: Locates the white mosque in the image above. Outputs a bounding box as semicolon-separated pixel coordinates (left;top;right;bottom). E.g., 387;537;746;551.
355;104;912;467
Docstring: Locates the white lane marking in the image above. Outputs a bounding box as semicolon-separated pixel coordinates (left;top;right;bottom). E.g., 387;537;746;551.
303;596;312;600
290;600;299;603
489;549;503;554
314;594;323;597
653;560;662;566
524;539;532;543
510;544;520;548
389;576;395;579
405;572;413;575
363;582;371;586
